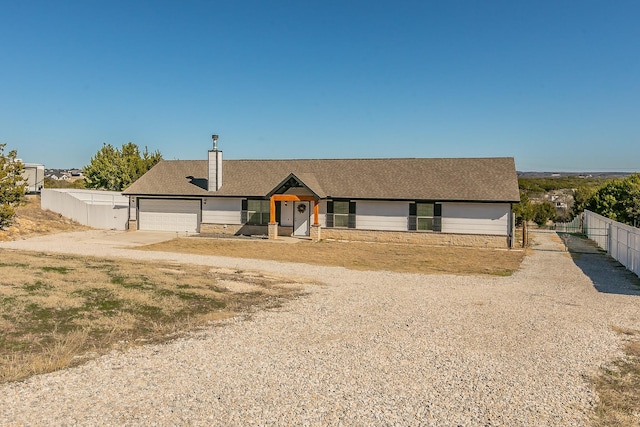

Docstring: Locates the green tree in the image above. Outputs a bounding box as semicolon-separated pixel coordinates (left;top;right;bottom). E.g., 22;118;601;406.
0;143;27;228
572;185;597;219
83;143;162;191
44;177;86;189
532;201;556;227
586;174;640;226
513;192;534;226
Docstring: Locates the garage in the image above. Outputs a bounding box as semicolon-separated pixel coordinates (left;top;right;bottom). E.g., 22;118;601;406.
138;199;201;233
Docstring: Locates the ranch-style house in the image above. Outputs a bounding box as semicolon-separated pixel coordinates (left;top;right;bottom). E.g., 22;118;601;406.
123;137;520;248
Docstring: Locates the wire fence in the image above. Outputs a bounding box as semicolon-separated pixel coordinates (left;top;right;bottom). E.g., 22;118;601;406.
556;210;640;278
554;215;582;233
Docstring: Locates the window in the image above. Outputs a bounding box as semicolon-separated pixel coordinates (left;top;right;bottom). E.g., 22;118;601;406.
333;201;350;227
326;200;356;228
243;199;270;225
409;202;441;232
417;203;434;231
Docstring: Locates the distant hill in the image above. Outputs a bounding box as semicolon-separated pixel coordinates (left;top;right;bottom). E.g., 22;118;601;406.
517;172;634;179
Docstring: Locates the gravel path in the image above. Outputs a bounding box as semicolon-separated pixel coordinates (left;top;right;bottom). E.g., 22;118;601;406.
1;230;639;426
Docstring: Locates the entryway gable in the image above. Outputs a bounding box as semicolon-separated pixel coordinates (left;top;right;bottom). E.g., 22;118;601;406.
266;172;326;199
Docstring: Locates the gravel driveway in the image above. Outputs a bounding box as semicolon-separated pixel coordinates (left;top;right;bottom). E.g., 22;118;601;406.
1;230;639;426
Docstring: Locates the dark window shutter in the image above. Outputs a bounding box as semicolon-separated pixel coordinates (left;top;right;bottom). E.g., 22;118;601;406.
408;202;417;230
409;202;417;216
348;201;356;228
326;200;334;227
241;199;248;223
433;204;442;232
275;201;281;223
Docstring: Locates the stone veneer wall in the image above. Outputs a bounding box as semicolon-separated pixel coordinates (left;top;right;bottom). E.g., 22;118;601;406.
321;228;509;248
200;223;509;248
200;223;262;235
200;223;293;237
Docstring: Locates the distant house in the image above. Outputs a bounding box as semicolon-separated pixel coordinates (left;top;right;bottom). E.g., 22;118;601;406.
22;163;45;193
123;138;520;248
46;171;71;181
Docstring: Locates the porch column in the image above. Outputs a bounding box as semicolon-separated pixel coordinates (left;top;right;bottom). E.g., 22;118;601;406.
313;200;319;225
269;196;276;223
310;224;321;242
268;222;278;240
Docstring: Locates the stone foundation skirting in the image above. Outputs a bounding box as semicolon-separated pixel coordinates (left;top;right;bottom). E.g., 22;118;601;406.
200;223;293;237
321;228;509;248
200;223;266;236
199;223;508;247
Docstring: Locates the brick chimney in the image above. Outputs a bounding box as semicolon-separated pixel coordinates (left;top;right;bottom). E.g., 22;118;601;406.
208;134;222;191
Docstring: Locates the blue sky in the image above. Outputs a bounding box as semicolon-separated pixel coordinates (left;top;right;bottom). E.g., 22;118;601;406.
1;1;638;171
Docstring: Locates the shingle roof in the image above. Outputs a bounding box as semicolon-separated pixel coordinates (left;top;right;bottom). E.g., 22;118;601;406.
123;157;520;202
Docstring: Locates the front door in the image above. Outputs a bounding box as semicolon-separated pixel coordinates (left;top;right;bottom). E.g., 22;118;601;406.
293;201;310;236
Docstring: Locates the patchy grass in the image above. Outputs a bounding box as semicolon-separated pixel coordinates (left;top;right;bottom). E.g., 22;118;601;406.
138;237;525;276
0;250;305;383
591;326;640;426
0;196;89;241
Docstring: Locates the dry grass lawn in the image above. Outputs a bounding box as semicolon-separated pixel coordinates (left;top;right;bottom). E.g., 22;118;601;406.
139;237;525;276
591;326;640;426
0;250;304;383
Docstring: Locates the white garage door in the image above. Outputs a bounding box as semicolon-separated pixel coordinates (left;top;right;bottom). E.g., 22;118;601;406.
138;199;201;233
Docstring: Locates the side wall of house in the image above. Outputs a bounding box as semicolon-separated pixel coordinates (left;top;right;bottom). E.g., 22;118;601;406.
354;200;410;231
202;197;243;224
441;202;510;236
193;197;511;247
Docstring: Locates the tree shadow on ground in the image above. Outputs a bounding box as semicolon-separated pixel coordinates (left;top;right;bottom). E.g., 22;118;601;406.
559;232;640;296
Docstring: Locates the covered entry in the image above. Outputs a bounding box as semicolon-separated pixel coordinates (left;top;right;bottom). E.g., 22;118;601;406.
269;195;318;237
266;172;324;239
138;199;201;233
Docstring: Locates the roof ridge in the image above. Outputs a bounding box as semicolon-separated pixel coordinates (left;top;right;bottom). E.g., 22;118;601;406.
218;156;514;162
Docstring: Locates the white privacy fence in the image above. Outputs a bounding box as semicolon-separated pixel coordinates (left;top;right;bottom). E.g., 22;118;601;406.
41;189;129;230
582;210;640;278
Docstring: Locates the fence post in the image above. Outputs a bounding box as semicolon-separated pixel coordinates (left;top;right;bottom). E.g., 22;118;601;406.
579;213;584;234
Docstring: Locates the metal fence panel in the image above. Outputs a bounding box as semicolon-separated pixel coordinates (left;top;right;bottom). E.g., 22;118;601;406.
555;215;581;233
583;210;640;278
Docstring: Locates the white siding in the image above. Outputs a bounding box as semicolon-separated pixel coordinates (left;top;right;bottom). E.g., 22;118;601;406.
23;164;45;192
318;200;327;227
441;203;510;236
139;199;200;233
355;200;410;231
202;198;242;225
